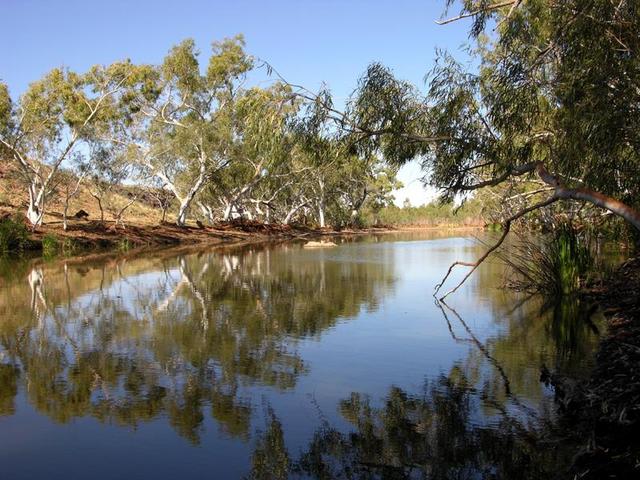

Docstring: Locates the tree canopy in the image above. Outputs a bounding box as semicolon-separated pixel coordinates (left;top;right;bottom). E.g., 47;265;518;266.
0;36;398;228
343;1;639;229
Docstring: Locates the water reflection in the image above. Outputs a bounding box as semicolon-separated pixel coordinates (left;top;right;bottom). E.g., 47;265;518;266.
0;234;607;478
249;372;564;480
0;242;395;445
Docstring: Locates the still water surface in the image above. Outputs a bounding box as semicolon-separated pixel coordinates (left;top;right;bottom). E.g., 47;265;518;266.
0;232;603;479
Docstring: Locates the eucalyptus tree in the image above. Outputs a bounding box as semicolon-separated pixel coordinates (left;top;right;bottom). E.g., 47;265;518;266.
54;153;89;231
86;144;131;223
292;92;353;227
121;36;253;226
248;152;313;224
334;154;401;226
199;83;299;222
0;64;135;226
356;163;402;225
300;0;640;295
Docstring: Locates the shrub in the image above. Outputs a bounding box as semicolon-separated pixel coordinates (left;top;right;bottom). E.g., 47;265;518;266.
0;217;29;253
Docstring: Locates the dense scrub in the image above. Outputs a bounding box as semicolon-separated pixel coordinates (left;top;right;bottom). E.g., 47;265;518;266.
0;216;29;253
365;198;485;227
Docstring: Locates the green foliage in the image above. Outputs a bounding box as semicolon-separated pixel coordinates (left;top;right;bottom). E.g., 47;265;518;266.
342;0;640;232
3;35;403;230
504;223;594;297
0;82;12;135
552;226;593;295
117;238;132;252
206;35;253;86
0;217;29;253
366;198;485;227
41;234;59;258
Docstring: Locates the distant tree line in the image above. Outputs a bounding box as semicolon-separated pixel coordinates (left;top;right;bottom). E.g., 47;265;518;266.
0;36;399;229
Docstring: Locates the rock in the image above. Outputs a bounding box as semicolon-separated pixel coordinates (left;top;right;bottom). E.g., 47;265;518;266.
74;209;89;219
303;240;337;248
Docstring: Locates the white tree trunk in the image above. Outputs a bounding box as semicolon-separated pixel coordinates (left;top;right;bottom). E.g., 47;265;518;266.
177;199;190;227
26;185;45;226
152;153;208;227
27;203;41;225
63;203;69;231
284;202;306;225
223;202;233;222
318;200;326;228
198;202;215;224
316;178;326;228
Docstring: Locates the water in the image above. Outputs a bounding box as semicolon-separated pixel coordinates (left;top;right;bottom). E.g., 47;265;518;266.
0;232;604;479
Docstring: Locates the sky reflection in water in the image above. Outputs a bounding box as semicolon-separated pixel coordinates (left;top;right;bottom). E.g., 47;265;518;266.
0;232;603;479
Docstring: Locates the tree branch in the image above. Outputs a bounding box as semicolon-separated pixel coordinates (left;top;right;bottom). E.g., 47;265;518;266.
436;1;517;25
535;163;640;232
434;195;559;300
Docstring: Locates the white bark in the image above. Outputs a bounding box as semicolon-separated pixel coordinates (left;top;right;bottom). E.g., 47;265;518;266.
316;178;326;228
143;147;209;227
318;202;326;228
113;196;137;228
197;201;215;224
2;76;128;226
222;202;233;222
284;200;308;225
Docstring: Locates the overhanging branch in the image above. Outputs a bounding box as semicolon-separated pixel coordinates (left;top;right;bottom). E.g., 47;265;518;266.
434;195;559;300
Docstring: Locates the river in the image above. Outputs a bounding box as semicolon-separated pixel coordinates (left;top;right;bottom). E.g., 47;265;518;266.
0;232;606;479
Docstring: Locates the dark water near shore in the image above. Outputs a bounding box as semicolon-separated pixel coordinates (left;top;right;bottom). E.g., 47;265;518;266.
0;232;607;479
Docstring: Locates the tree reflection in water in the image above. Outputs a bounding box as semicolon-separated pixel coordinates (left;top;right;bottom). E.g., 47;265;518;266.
0;236;605;478
249;299;598;480
0;242;395;443
249;371;565;480
248;289;599;479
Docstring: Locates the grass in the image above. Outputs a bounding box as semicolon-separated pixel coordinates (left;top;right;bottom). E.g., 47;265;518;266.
42;234;60;258
502;223;594;297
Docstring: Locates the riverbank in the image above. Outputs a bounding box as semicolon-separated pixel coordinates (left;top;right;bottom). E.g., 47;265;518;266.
4;212;485;257
17;218;402;255
554;256;640;479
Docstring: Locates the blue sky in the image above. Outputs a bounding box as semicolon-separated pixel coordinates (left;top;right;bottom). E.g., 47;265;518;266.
0;0;473;206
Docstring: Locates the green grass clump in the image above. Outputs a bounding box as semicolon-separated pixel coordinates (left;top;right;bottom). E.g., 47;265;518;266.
504;223;594;297
42;234;59;258
117;238;132;252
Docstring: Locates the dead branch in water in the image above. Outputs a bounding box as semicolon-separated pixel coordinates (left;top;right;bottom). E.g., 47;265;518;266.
434;196;559;300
